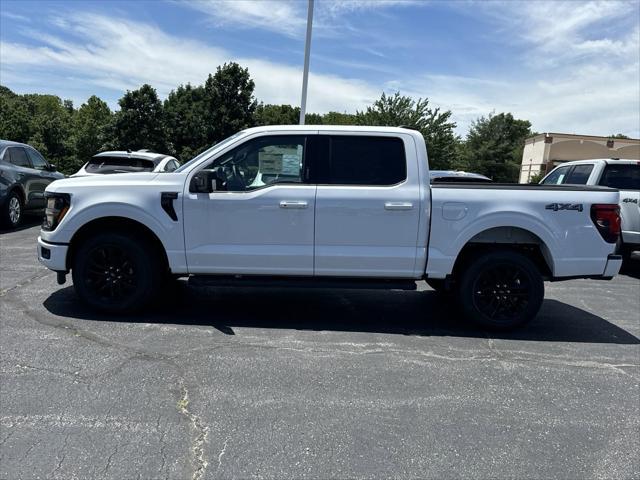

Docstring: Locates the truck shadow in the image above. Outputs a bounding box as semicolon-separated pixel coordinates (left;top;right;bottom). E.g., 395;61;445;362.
0;214;41;234
43;283;640;345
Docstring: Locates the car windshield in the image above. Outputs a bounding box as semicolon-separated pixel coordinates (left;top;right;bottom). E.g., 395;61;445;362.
174;131;247;173
86;156;155;174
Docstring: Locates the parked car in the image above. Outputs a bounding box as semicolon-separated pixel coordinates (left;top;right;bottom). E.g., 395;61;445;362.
0;140;64;228
72;150;180;176
540;159;640;259
37;126;622;330
430;170;492;183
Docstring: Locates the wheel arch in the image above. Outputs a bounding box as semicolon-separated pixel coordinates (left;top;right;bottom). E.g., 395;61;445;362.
6;184;26;204
66;216;170;273
452;226;554;280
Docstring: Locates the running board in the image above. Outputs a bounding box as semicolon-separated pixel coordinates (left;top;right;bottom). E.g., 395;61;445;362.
188;275;417;291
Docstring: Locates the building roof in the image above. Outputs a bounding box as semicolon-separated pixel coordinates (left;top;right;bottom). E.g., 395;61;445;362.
524;132;640;161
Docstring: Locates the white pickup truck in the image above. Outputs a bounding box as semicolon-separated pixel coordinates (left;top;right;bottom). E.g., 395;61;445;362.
37;126;623;330
540;159;640;259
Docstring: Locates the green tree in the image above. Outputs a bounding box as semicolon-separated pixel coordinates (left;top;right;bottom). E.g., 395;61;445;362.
24;94;75;172
321;111;357;125
107;84;167;152
164;83;208;161
72;95;112;168
254;103;299;125
204;63;257;143
355;92;460;169
463;112;532;182
0;86;32;143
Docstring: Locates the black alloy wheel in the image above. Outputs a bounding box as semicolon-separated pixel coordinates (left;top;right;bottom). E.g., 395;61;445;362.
85;245;138;302
72;232;159;312
458;251;544;330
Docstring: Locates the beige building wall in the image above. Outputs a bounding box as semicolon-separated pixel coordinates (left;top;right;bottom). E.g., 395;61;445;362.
519;133;640;183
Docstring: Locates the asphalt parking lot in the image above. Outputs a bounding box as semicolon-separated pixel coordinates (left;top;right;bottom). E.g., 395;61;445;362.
1;218;639;480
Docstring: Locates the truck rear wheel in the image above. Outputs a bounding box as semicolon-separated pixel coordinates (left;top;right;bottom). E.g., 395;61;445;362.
72;232;159;313
458;251;544;331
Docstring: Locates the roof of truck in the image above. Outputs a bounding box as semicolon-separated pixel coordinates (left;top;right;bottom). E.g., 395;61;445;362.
241;125;420;134
553;158;640;166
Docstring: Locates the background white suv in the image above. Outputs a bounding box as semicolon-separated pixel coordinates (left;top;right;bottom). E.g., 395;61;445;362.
541;159;640;258
72;150;180;176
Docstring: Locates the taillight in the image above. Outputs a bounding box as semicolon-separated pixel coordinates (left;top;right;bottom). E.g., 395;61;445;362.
590;204;621;243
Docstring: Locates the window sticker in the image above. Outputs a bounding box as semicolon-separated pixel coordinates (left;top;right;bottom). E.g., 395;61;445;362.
259;152;283;174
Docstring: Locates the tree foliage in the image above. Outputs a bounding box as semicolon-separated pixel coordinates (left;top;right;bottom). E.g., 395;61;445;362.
164;83;208;161
355;92;460;169
254;103;300;125
463;113;532;182
106;84;167;152
203;63;257;143
73;95;112;167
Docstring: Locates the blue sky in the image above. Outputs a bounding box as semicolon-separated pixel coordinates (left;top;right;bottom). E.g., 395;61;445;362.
1;0;639;137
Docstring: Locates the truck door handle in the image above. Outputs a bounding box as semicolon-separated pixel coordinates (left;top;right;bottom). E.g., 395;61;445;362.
279;200;308;209
384;202;413;210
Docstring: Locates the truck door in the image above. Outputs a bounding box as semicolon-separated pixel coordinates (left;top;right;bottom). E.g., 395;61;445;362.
182;134;316;275
312;133;421;278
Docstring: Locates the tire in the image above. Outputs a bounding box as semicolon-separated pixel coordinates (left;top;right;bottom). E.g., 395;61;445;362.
2;191;23;229
457;251;544;331
72;232;160;313
621;244;637;263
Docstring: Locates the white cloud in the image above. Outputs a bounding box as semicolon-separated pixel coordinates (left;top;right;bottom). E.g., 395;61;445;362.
0;12;381;113
183;0;306;37
394;0;640;137
181;0;423;38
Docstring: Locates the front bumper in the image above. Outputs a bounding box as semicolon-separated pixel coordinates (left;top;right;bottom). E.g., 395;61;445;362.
37;236;68;272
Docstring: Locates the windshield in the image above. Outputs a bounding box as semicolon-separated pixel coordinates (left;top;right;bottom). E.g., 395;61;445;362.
174;131;247;173
85;156;155;174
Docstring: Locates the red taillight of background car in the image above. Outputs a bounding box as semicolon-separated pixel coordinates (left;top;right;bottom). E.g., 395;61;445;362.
590;204;621;243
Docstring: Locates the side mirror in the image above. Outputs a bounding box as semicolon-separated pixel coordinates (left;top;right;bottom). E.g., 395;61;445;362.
190;169;223;193
48;164;57;171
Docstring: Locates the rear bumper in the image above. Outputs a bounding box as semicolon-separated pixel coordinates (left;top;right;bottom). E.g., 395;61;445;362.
37;236;68;272
550;254;622;282
602;254;623;279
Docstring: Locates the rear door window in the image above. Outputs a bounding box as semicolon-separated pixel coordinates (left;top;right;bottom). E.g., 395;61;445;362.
325;136;406;185
8;147;31;168
563;164;594;185
26;148;49;170
598;164;640;190
86;156;155;174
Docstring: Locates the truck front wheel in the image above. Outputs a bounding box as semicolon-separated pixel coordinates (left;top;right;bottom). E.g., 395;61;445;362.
72;232;159;313
458;251;544;330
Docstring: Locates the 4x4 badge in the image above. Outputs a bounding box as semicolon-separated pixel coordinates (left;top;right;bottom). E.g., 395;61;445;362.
545;203;583;212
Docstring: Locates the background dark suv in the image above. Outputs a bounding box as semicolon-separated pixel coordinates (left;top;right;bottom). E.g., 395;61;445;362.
0;140;64;228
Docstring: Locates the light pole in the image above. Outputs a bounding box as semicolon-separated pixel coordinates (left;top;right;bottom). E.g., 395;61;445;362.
299;0;314;125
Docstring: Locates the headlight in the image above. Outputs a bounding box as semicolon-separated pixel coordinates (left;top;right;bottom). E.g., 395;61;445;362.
42;193;71;231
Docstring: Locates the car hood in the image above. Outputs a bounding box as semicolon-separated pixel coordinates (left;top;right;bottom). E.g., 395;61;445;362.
46;172;161;192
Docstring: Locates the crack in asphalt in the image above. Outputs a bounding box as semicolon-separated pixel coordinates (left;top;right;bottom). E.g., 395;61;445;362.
176;383;209;480
216;436;230;472
0;269;52;297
